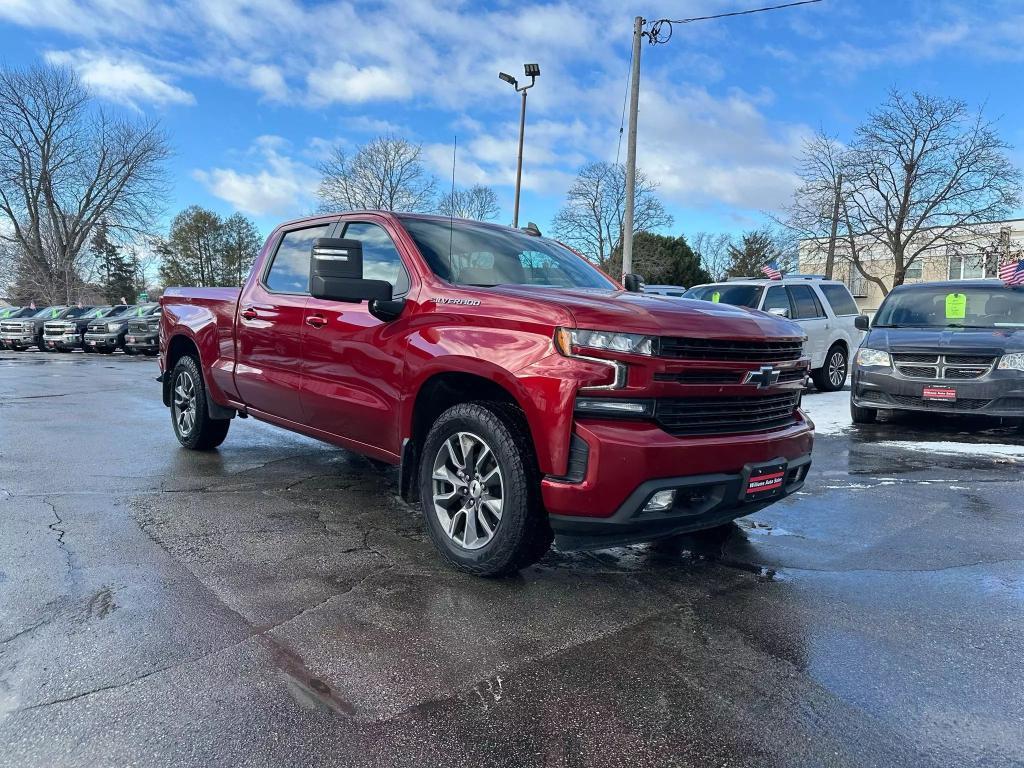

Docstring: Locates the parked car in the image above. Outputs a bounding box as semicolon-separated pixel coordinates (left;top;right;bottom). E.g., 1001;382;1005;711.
0;306;81;351
0;307;37;349
43;305;130;351
850;279;1024;424
124;306;163;356
83;304;158;353
684;276;864;391
644;284;688;298
160;212;813;576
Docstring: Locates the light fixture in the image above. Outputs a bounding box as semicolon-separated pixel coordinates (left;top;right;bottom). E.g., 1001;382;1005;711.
524;63;540;77
643;490;676;512
498;72;517;87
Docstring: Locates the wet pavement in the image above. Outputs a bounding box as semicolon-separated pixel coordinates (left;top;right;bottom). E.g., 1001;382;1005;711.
1;350;1022;767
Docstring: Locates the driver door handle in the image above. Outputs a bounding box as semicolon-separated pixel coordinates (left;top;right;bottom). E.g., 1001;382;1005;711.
305;314;328;328
240;306;259;320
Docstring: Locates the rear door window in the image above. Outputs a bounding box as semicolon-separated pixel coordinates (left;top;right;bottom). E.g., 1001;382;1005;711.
819;284;859;316
787;285;825;319
265;224;333;294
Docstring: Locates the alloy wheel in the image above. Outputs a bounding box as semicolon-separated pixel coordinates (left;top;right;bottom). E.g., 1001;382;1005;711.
431;431;504;550
828;350;847;388
173;370;198;436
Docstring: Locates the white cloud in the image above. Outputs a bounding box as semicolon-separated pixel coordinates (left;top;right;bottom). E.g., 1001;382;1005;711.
247;64;288;102
45;49;194;108
306;62;412;105
192;136;319;217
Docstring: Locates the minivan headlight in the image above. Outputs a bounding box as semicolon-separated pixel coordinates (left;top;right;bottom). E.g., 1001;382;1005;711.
555;328;654;356
998;353;1024;372
855;348;891;367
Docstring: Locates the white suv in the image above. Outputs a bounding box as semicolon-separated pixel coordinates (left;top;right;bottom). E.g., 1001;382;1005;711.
684;277;865;391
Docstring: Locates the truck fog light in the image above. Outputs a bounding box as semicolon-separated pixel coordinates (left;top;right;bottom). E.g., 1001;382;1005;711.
644;490;676;512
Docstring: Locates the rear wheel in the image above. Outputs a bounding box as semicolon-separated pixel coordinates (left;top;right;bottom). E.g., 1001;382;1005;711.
170;355;230;450
419;402;552;576
813;344;848;392
850;399;877;424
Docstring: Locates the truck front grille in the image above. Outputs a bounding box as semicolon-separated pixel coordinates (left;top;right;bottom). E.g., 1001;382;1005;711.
658;337;804;363
654;392;800;436
654;368;807;385
1;321;26;334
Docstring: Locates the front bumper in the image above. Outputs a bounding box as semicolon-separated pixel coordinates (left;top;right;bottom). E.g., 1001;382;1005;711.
44;333;81;350
541;416;813;549
853;367;1024;417
83;332;121;351
125;333;158;351
0;332;35;346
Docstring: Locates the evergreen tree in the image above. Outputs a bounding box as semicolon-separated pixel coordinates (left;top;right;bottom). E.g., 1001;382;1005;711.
725;229;781;278
608;232;711;287
90;222;138;303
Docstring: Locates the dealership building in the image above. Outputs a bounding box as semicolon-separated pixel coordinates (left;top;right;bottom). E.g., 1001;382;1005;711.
798;218;1024;313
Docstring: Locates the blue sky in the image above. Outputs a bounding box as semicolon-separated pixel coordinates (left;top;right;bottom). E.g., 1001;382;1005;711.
1;0;1022;241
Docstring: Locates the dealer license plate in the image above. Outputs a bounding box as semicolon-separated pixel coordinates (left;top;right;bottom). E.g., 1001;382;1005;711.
87;339;95;346
744;463;787;500
922;386;956;401
126;336;135;343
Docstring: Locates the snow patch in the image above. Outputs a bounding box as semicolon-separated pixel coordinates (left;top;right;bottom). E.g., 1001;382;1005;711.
800;390;851;435
877;441;1024;462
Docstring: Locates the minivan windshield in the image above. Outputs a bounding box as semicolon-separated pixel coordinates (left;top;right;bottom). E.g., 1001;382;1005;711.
684;284;763;308
874;286;1024;329
400;217;616;290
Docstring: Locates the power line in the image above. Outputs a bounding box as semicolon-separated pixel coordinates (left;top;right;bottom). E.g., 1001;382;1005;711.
615;40;634;166
648;0;823;44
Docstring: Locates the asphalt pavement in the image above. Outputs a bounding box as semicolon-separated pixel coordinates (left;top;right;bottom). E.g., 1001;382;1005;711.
1;350;1022;768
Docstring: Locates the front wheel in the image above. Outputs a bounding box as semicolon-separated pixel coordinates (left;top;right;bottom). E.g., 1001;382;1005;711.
850;399;877;424
813;345;848;392
419;402;552;576
170;355;230;450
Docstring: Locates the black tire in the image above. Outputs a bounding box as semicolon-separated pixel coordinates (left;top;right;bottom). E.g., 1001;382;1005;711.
418;401;552;576
169;355;230;450
813;344;848;392
145;350;158;357
36;336;47;352
123;347;137;356
850;399;877;424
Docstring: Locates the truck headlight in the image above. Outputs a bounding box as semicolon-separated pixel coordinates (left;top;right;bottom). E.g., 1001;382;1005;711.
575;397;655;417
998;353;1024;372
855;348;891;368
555;328;654;356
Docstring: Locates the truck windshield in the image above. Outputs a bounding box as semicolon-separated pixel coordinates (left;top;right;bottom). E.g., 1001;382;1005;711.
874;286;1024;328
400;218;616;290
684;284;763;308
33;306;64;318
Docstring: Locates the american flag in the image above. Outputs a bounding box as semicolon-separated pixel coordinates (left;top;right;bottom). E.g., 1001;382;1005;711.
761;260;783;280
999;257;1024;286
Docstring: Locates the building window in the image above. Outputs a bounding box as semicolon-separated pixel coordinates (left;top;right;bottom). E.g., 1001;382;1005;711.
905;262;923;280
948;253;985;280
846;270;869;297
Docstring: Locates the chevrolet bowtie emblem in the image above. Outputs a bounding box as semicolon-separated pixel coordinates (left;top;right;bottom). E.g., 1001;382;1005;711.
744;365;782;389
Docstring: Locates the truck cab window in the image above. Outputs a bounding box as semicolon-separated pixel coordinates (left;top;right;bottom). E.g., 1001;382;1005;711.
265;224;331;293
342;222;410;295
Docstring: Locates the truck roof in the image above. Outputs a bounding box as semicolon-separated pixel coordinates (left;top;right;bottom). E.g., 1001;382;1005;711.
276;210;537;237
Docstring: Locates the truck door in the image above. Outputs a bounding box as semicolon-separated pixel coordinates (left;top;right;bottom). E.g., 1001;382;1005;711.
300;218;412;457
235;221;335;422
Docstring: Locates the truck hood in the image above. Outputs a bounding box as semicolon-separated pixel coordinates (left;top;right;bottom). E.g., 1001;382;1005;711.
866;326;1024;356
480;285;804;341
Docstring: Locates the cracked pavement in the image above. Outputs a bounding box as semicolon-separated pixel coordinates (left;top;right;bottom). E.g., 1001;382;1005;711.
1;350;1023;767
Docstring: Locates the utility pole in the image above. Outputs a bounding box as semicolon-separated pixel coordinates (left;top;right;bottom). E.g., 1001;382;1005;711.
824;172;842;279
621;15;644;282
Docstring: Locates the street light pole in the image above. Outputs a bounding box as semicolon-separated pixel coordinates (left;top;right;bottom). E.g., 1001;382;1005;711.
500;64;540;229
621;16;644;281
514;87;527;229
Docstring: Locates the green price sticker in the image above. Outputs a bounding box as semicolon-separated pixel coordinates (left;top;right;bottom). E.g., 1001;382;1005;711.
711;291;721;303
945;293;967;319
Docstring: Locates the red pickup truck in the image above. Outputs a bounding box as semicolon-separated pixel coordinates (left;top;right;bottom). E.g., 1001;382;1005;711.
160;212;813;575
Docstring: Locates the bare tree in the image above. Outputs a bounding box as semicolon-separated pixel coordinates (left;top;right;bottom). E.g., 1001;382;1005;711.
0;64;170;305
784;92;1022;296
437;184;500;221
551;162;673;268
317;135;437;213
691;231;734;281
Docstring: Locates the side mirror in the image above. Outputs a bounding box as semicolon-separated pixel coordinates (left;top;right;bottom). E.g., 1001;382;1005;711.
310;238;392;303
855;314;870;331
767;307;791;319
623;273;646;293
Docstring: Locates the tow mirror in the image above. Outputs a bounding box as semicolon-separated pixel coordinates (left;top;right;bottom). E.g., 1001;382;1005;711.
623;273;646;293
767;307;791;319
310;238;392;304
855;314;870;331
